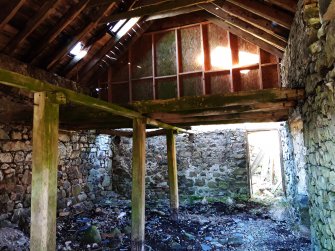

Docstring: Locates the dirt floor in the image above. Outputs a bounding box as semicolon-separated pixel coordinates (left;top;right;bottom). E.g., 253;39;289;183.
54;197;311;251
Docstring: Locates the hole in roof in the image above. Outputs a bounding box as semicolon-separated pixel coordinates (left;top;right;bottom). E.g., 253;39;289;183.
69;42;88;60
108;17;140;39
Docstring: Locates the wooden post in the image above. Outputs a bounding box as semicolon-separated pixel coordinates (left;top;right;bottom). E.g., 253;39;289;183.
131;118;147;251
166;129;179;221
30;92;60;251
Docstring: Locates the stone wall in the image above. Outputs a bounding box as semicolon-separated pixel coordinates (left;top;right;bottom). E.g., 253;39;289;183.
281;0;335;249
111;129;250;201
0;123;112;223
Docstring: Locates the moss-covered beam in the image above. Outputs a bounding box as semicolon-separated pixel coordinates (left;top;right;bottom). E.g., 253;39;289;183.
30;92;59;251
0;68;189;133
132;88;304;114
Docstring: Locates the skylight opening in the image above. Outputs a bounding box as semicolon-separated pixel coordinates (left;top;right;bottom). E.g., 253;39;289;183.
69;42;87;60
116;17;140;38
110;19;127;33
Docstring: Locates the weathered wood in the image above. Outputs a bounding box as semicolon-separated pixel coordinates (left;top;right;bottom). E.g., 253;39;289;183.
166;130;179;221
97;128;177;138
323;0;335;20
146;6;201;20
100;0;215;23
46;2;117;71
209;17;284;58
132;88;304;114
200;3;287;50
28;0;91;63
30;92;59;251
0;67;189;133
131;118;146;251
0;0;26;31
226;0;293;29
266;0;297;13
210;0;288;41
4;0;59;55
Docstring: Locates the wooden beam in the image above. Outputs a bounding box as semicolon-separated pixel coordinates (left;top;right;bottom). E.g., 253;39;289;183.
146;6;202;20
0;0;26;31
211;1;288;41
27;0;91;63
0;67;189;133
323;0;335;20
46;2;117;71
3;0;59;55
30;92;59;251
100;0;215;23
200;3;287;50
166;130;179;221
96;128;178;138
266;0;297;13
226;0;293;29
209;17;284;58
132;88;304;114
131;118;146;251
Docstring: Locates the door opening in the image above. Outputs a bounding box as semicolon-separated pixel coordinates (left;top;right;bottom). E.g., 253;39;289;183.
247;130;284;198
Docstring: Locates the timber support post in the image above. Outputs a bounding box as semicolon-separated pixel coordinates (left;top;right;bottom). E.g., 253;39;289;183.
131;118;147;251
167;129;179;221
30;92;60;251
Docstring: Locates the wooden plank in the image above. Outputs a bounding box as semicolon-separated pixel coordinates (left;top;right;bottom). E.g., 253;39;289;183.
226;0;293;29
210;18;284;58
28;0;90;63
131;118;146;251
46;2;117;71
4;0;59;55
30;92;59;251
97;128;174;138
132;88;304;114
0;0;26;31
0;67;189;133
166;129;179;221
266;0;298;13
101;0;215;23
201;4;287;50
211;1;288;42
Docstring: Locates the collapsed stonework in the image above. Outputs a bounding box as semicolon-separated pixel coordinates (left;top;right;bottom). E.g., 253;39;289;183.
281;0;335;249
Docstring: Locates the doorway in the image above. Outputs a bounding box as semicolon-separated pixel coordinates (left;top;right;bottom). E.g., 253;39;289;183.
247;130;284;198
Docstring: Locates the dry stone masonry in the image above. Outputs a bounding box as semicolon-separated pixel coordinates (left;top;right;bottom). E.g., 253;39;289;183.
0;123;112;223
282;0;335;249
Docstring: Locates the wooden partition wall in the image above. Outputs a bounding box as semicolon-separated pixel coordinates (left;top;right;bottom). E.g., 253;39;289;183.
98;22;280;104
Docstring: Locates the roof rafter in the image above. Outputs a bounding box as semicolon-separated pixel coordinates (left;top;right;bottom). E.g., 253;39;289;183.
100;0;216;23
200;2;287;50
265;0;298;13
27;0;91;63
0;0;26;31
209;17;284;58
226;0;293;29
45;2;117;71
3;0;59;56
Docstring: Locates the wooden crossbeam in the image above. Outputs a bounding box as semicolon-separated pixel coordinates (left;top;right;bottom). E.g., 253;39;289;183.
100;0;215;23
209;17;284;58
146;6;201;21
0;0;26;31
3;0;59;55
266;0;298;13
97;128;175;138
132;88;304;114
226;0;293;29
0;67;189;133
200;3;287;50
45;2;117;71
28;0;91;64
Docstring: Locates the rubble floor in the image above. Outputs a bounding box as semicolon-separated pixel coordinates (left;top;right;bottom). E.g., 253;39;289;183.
56;197;311;251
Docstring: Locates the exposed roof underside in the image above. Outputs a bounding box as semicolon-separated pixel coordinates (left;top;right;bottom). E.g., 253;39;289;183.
0;0;301;129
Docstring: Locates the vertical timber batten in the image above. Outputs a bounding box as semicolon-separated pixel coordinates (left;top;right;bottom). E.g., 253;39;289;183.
167;130;179;221
131;118;147;251
30;92;59;251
